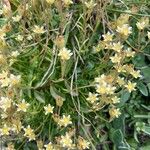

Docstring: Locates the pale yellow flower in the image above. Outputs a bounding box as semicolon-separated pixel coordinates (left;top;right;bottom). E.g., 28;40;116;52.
109;107;121;118
105;84;116;95
95;74;116;95
95;74;106;84
44;142;55;150
0;77;10;87
44;104;54;115
46;0;55;5
60;133;73;148
111;96;120;104
9;59;16;66
105;75;115;84
0;71;8;79
55;36;65;49
11;51;20;57
9;74;21;86
112;42;123;52
116;24;132;36
86;92;98;103
0;38;7;48
25;4;29;10
24;125;35;141
12;120;22;134
0;54;6;64
94;41;105;52
0;29;6;39
0;124;10;136
117;77;125;86
102;32;113;42
33;25;45;34
77;136;90;150
2;4;11;17
105;43;112;50
58;115;72;127
116;14;130;27
58;47;73;60
136;17;149;30
95;74;115;85
96;83;107;95
96;83;116;95
84;0;97;9
125;81;136;93
17;99;30;112
27;35;33;40
15;35;23;41
110;54;122;64
125;48;135;57
37;140;44;150
1;113;8;119
0;97;12;111
6;143;15;150
136;21;147;30
124;64;134;73
12;15;22;22
114;65;126;73
63;0;73;6
130;70;142;79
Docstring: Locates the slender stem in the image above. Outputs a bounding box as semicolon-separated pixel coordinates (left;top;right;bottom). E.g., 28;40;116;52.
107;8;150;17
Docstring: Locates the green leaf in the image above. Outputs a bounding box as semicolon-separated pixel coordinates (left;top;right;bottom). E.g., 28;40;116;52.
142;126;150;136
118;141;131;150
127;138;138;149
61;59;73;78
112;114;125;135
133;54;147;67
134;115;150;119
141;104;150;111
112;129;123;145
34;91;45;103
64;59;73;76
147;83;150;93
141;67;150;82
50;85;65;100
140;145;150;150
119;90;130;106
137;82;148;96
0;18;7;26
134;130;139;143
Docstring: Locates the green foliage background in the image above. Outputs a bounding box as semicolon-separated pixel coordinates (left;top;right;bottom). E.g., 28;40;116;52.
0;0;150;150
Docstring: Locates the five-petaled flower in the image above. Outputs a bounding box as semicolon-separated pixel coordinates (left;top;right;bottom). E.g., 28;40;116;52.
44;104;54;115
24;125;35;141
125;81;136;93
58;115;72;127
33;25;45;34
17;99;30;112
